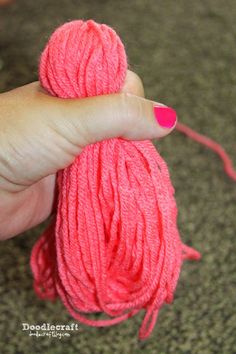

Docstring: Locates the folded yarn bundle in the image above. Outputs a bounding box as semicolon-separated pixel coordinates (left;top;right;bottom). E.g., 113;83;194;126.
30;19;201;340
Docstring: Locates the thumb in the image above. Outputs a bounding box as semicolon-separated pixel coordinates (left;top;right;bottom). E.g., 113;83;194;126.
39;68;176;148
0;78;176;189
49;91;177;148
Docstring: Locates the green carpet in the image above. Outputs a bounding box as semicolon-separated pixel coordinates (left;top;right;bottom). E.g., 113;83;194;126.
0;0;236;353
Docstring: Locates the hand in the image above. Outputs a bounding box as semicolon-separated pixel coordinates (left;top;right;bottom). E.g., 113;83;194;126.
0;70;177;240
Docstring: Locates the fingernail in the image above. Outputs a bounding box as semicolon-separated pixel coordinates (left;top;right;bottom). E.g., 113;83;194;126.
153;106;177;129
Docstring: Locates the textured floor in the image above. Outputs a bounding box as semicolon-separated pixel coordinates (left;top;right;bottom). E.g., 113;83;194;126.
0;0;236;353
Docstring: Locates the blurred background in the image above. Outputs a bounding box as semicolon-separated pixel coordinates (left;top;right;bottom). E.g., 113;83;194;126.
0;0;236;353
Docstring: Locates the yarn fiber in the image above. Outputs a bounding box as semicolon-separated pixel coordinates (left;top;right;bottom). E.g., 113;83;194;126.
30;19;200;340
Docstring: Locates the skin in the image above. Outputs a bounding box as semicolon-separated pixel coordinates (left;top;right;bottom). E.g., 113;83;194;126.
0;70;176;240
0;0;13;6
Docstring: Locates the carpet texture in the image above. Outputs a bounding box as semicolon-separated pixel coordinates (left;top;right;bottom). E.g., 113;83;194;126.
0;0;235;353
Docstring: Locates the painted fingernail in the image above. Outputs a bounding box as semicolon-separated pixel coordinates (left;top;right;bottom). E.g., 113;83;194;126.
153;106;177;129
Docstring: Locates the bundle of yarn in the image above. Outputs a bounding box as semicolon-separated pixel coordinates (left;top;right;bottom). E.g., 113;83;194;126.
30;19;203;340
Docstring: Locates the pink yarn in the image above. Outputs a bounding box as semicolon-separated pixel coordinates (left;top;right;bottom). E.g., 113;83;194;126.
176;122;236;181
30;19;200;340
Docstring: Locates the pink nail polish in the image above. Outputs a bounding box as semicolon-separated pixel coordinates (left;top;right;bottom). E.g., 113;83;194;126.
153;106;177;129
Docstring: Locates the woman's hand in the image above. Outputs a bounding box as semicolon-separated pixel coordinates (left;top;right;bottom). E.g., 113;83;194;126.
0;70;177;240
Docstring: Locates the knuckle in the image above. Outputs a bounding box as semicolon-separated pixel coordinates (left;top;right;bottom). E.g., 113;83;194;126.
119;92;145;130
118;92;130;122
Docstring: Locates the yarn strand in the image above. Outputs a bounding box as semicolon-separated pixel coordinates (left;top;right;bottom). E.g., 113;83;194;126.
176;122;236;181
